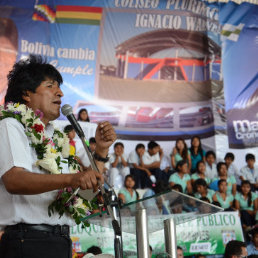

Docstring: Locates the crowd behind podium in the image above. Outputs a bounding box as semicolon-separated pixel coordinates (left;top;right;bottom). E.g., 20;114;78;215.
70;108;258;257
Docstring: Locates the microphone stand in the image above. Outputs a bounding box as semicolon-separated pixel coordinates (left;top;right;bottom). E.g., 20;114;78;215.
78;134;123;258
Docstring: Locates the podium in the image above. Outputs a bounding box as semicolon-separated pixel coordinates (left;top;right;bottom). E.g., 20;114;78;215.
81;190;223;257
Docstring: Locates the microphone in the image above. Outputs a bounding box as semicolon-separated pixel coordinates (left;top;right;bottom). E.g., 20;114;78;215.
61;104;85;138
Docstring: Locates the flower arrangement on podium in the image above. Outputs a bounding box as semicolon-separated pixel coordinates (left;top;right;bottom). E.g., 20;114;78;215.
0;102;96;227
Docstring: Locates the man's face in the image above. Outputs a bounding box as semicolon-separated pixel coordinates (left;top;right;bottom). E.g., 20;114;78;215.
24;78;63;124
177;248;184;258
136;147;145;157
149;146;159;156
253;233;258;247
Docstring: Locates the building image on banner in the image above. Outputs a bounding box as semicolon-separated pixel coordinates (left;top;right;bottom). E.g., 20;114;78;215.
72;8;223;140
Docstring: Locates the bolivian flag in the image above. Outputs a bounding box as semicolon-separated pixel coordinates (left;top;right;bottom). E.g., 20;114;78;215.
55;6;102;25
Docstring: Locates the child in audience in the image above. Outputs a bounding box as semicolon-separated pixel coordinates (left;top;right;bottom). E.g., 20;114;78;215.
194;178;215;203
212;162;237;196
191;161;210;185
205;150;217;180
128;143;156;188
224;152;240;184
140;141;166;187
64;125;86;170
189;136;206;173
212;179;234;210
169;160;192;194
108;142;130;188
235;180;258;229
239;154;258;191
118;175;138;204
89;137;96;152
77;108;90;122
171;138;191;171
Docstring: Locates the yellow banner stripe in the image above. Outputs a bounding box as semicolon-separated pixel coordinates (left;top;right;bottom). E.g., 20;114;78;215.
56;11;102;20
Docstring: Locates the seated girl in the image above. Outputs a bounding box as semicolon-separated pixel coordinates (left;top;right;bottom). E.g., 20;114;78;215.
118;175;138;205
211;162;237;196
235;180;258;229
191;161;210;186
194;178;215;203
169;160;192;194
212;179;234;210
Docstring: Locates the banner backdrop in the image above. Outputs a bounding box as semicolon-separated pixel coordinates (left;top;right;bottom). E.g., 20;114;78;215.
70;211;244;256
0;0;257;148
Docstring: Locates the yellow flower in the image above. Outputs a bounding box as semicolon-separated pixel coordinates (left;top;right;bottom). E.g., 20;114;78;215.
50;148;57;154
14;103;20;108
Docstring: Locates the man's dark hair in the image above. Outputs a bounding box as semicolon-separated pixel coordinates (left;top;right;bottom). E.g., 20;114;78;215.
63;125;73;134
194;178;208;189
224;240;246;258
114;142;124;149
246;153;255;162
148;140;159;150
224;152;235;161
86;245;102;255
177;246;183;250
135;143;145;151
89;137;96;144
205;150;216;159
5;55;63;104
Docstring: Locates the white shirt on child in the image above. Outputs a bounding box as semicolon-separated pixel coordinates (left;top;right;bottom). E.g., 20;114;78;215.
205;162;217;179
239;165;258;184
142;151;160;165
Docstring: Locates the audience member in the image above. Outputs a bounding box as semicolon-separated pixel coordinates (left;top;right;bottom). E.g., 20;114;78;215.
169;160;192;194
194;178;215;203
224;152;240;187
89;137;96;152
212;162;237;196
139;141;165;187
177;246;184;258
205;151;217;180
118;175;138;204
212;179;234;210
247;227;258;256
108;142;130;188
239;154;258;191
64;124;87;170
191;160;210;185
142;180;171;215
189;136;206;173
77;108;90;122
171;138;191;171
127;143;155;188
86;245;102;255
224;240;247;258
235;180;258;229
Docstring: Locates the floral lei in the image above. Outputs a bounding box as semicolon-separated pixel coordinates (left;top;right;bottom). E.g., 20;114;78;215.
0;103;97;227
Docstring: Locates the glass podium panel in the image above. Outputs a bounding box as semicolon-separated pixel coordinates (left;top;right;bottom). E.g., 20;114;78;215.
82;190;223;234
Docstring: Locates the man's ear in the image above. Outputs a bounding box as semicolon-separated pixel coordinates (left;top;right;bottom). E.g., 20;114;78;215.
22;91;31;103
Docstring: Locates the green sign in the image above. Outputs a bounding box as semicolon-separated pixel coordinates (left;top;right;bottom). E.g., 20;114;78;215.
70;212;244;257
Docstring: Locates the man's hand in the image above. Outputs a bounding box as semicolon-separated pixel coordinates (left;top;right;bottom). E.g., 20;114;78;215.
95;121;116;157
70;169;104;192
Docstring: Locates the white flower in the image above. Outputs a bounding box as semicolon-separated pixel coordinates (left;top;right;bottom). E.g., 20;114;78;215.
37;152;60;174
15;104;27;116
21;111;33;124
69;165;78;174
30;131;44;144
62;137;70;158
74;197;89;214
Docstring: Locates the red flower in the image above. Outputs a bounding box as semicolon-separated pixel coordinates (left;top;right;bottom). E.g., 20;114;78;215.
32;124;44;133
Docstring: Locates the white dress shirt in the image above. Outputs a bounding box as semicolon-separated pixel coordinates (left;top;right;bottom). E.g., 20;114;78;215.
0;118;74;230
